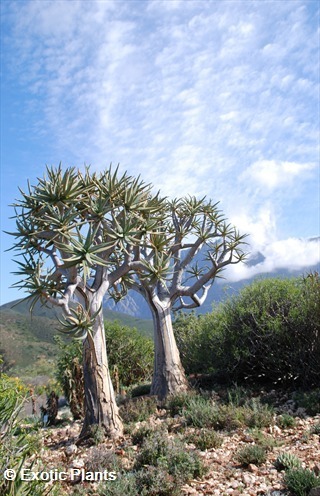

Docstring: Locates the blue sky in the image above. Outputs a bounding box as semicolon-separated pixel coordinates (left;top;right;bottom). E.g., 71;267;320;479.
1;0;319;305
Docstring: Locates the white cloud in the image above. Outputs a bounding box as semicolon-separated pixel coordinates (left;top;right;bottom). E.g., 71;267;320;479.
241;160;316;191
224;237;320;282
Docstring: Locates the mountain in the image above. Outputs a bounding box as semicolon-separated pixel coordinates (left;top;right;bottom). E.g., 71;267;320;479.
103;246;319;318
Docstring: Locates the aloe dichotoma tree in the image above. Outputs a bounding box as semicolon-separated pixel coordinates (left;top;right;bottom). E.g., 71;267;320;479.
114;196;247;400
8;165;162;439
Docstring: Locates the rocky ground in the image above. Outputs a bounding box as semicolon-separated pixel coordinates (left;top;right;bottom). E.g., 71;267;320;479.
24;391;320;496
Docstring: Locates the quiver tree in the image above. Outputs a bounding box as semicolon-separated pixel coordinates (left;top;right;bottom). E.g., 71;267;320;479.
114;196;247;400
8;164;162;439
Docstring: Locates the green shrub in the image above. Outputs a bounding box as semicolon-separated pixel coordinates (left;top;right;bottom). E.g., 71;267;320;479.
159;442;207;483
54;337;84;420
173;311;212;375
135;467;179;496
165;391;196;417
131;424;159;446
284;468;320;496
183;396;220;428
277;413;296;428
186;428;223;450
184;275;320;387
100;472;139;496
104;321;154;388
235;445;267;466
248;429;280;451
119;396;158;423
135;431;170;468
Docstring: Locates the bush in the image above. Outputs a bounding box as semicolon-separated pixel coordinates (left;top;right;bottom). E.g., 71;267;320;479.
186;428;223;450
119;396;158;423
277;413;296;428
173;311;212;374
104;321;154;388
284;468;320;496
235;445;267;466
55;321;154;419
0;374;55;496
199;275;320;387
54;337;84;420
293;389;320;415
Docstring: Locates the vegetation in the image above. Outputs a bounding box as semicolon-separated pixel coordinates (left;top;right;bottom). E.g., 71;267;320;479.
284;468;320;496
174;273;320;387
274;452;302;471
235;445;267;466
0;372;57;495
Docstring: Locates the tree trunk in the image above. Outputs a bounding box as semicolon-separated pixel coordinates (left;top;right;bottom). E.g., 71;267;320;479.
79;296;123;440
150;299;189;400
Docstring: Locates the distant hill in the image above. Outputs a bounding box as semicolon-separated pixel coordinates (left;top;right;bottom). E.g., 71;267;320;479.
0;299;153;384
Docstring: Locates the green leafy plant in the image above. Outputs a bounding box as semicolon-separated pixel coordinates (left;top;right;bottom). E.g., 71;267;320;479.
284;468;320;496
235;445;267;466
181;275;320;387
186;428;223;450
277;413;296;428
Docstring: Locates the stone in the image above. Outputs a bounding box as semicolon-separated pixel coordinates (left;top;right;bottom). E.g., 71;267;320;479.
309;488;320;496
65;444;78;456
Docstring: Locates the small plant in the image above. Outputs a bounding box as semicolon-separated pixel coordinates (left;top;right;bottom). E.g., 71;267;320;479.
135;467;179;495
274;452;302;471
226;384;249;407
249;428;281;451
119;396;158;423
88;425;105;445
159;441;207;483
135;431;206;483
284;468;320;496
135;431;170;468
235;445;267;466
186;428;223;450
310;422;320;435
100;471;139;495
277;413;296;428
165;391;197;417
131;424;161;446
130;383;151;398
86;446;120;473
243;398;275;428
183;396;219;428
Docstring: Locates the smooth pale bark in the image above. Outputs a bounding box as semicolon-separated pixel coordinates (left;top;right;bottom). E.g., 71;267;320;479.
149;298;189;400
79;296;123;440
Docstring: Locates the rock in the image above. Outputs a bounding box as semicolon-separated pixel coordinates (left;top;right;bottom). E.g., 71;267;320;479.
309;488;320;496
242;473;254;486
65;444;78;456
69;458;85;469
248;463;258;473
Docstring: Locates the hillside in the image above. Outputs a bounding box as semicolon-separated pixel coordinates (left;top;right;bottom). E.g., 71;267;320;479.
0;299;153;384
